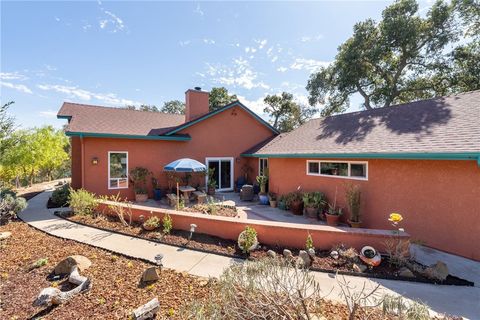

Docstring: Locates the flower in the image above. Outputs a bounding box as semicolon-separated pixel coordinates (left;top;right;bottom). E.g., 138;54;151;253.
388;213;403;223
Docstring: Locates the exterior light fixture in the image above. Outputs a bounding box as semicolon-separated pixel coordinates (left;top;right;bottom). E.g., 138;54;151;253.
92;157;99;165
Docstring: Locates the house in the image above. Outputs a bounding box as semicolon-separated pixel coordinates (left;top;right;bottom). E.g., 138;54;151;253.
243;90;480;261
57;88;278;196
58;88;480;260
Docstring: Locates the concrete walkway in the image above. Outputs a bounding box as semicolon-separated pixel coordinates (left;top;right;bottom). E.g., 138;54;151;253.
18;191;480;319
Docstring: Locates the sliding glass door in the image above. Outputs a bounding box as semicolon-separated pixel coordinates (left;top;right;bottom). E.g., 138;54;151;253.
206;157;234;191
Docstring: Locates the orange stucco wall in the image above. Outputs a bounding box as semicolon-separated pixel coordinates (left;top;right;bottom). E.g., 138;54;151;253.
70;137;82;190
267;158;480;260
75;106;274;199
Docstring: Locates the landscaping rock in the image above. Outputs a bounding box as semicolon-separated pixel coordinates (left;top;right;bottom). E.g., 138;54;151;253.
352;263;367;273
0;232;12;240
283;249;293;260
330;250;339;260
267;250;276;258
307;248;316;259
398;267;415;278
131;298;160;320
424;261;449;281
54;255;92;275
299;250;312;267
141;267;160;283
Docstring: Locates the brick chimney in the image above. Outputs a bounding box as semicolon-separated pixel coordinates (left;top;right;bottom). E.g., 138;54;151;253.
185;87;209;122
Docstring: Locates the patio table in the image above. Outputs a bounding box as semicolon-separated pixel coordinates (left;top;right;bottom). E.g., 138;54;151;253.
178;186;196;204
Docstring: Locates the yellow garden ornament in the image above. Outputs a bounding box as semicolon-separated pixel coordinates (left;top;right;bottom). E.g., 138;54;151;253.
389;213;403;223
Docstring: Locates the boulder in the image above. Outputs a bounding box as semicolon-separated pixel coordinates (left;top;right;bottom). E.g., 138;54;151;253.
267;250;276;258
54;255;92;275
398;267;415;278
141;267;160;283
299;250;312;267
352;263;367;273
0;232;11;240
330;250;339;260
424;261;449;282
307;248;316;259
283;249;293;259
131;298;160;320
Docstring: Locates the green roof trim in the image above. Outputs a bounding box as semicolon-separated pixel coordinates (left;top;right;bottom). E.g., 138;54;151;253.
57;115;72;120
241;152;480;164
164;101;279;135
65;131;191;141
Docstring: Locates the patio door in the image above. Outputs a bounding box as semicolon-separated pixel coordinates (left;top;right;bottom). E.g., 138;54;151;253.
206;157;234;191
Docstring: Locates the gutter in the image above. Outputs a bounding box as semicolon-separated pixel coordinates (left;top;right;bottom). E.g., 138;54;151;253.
65;131;191;141
241;152;480;166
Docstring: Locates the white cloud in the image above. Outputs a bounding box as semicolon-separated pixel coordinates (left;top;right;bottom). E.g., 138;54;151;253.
194;3;204;16
290;58;330;72
97;5;126;33
203;38;215;45
37;84;141;106
205;57;270;90
54;17;60;22
0;81;33;94
254;39;268;49
44;64;57;71
39;110;57;118
300;34;324;42
236;95;268;116
179;40;191;47
0;72;28;81
271;56;278;63
277;67;288;73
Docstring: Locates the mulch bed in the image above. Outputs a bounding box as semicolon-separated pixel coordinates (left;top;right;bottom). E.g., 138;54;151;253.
57;212;473;287
0;222;212;319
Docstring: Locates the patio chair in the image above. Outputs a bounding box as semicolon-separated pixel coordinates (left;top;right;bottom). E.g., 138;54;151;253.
240;184;254;201
166;194;178;207
235;176;246;192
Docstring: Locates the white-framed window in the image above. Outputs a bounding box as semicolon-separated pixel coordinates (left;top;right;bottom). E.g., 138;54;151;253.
108;151;128;189
259;158;268;176
306;160;368;180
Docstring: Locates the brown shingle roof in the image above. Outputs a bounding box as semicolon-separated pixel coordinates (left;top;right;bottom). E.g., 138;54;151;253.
58;102;185;136
248;90;480;155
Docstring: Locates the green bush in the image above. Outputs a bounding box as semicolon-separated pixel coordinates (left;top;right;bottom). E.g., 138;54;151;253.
0;192;27;225
69;188;97;216
162;213;173;234
51;184;70;207
144;216;160;229
238;226;258;254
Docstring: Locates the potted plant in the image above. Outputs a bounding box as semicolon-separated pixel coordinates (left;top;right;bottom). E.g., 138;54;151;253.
130;167;151;202
256;175;269;205
303;192;325;219
151;177;162;201
207;168;216;196
287;192;304;215
268;192;277;208
325;187;343;226
143;216;160;231
278;195;287;210
345;184;362;228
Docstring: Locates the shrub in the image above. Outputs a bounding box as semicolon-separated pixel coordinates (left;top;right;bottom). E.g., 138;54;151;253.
69;188;97;216
237;226;258;254
162;213;173;234
102;194;132;226
0;192;27;225
51;183;70;207
305;233;314;250
345;184;361;222
129;167;151;194
144;216;160;229
180;258;322;319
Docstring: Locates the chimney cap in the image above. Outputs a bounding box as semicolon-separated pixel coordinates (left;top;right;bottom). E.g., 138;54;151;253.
194;86;202;91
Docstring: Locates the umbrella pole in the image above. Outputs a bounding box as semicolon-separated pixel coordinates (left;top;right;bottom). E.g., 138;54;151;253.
176;181;179;210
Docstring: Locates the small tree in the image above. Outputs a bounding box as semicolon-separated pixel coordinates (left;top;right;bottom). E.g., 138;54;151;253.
129;167;151;195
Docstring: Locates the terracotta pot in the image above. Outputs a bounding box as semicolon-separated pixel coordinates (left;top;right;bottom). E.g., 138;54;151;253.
269;200;277;208
305;207;318;219
135;193;148;202
349;220;362;228
290;200;304;215
325;213;340;226
142;223;157;231
207;186;215;196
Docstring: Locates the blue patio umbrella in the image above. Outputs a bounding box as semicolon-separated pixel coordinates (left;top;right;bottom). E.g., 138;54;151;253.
163;158;207;172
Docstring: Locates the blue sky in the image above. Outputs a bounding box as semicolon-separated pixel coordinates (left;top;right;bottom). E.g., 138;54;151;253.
1;0;434;129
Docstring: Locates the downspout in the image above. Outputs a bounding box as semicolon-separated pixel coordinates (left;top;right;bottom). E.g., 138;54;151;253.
80;134;85;189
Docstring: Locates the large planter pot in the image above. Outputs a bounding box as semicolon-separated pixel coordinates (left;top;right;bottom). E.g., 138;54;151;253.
153;189;162;201
207;186;215;196
325;214;340;226
305;207;318;219
348;220;362;228
290;200;304;215
269;200;277;208
259;194;269;205
135;193;148;202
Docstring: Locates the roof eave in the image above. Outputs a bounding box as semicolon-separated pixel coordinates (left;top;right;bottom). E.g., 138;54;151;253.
65;131;191;141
